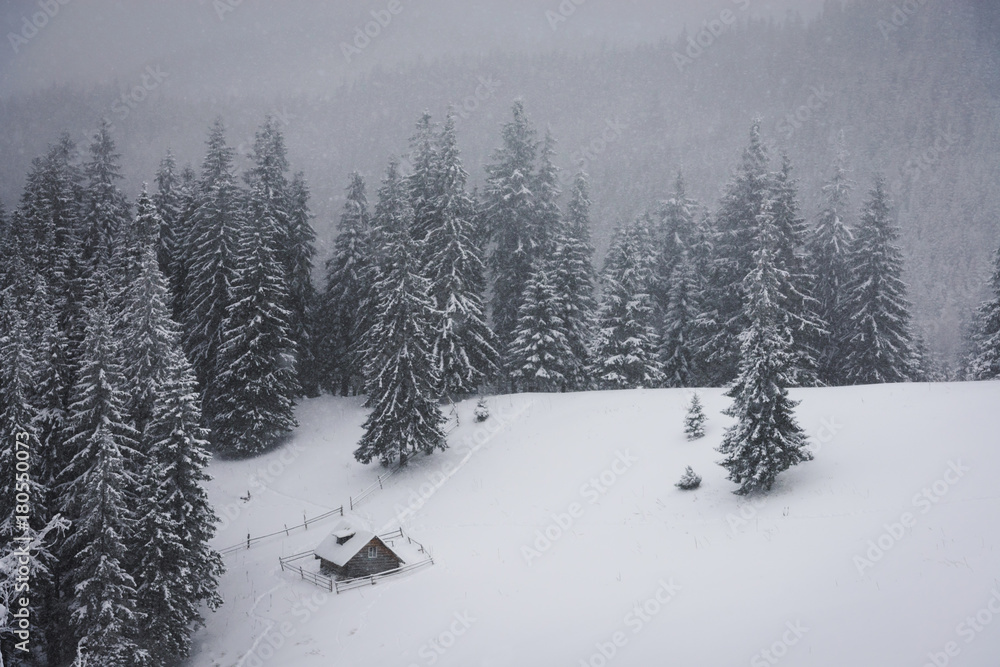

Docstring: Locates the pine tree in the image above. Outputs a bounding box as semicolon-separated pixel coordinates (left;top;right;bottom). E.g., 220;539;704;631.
675;466;702;490
507;262;574;393
153;150;185;286
319;173;371;396
653;172;699;323
684;393;707;440
533;130;562;256
166;165;198;324
967;242;1000;381
135;348;223;663
183;119;244;387
769;155;824;387
842;176;916;385
700;121;772;385
59;296;148;666
408;111;440;249
80;119;130;270
808;148;856;386
484;101;540;357
355;160;445;467
286;172;318;396
424;111;500;398
661;250;703;387
592;218;664;389
717;207;812;496
208;213;299;457
550;167;598;390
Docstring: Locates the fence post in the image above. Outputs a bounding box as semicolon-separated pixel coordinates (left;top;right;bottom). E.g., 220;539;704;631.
247;533;251;549
303;511;308;529
284;524;289;536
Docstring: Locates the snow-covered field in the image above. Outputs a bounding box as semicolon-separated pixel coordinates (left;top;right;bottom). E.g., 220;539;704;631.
188;383;1000;667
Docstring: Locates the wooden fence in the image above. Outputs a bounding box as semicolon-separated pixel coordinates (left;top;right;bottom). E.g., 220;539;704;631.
278;528;433;594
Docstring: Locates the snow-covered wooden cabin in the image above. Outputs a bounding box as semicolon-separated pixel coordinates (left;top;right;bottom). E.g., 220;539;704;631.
314;517;404;578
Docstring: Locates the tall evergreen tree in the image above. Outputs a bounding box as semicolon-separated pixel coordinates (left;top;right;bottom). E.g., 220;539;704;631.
153;150;183;283
484;101;540;358
700;121;772;385
533;129;562;256
653;172;699;322
166;165;198;324
424;111;500;398
769;155;824;387
319;173;371;396
808;148;856;386
660;249;703;387
550;167;598;390
507;262;574;393
407;111;440;250
59;296;147;666
207;212;299;457
286;172;318;396
355;161;445;467
592;218;664;389
842;176;916;385
80;119;130;271
717;205;812;495
968;242;1000;380
183;119;244;388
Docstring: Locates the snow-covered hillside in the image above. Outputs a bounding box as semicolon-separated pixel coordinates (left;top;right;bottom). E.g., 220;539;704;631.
189;383;1000;667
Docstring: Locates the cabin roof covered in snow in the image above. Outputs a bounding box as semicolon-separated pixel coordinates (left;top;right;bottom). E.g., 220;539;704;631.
315;517;390;567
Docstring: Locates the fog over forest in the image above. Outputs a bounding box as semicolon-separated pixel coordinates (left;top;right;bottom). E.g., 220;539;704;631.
2;0;998;363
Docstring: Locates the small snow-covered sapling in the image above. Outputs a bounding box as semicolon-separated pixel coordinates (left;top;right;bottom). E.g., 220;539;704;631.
675;466;702;490
684;393;707;440
474;398;490;423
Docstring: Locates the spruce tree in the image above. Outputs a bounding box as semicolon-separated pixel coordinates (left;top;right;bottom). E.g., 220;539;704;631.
769;155;824;387
355;161;444;467
533;130;562;256
550;167;598;390
166;165;198;324
717;205;812;496
684;393;707;440
408;111;440;249
286;172;318;396
183;119;244;387
967;243;1000;380
700;121;771;385
80;119;130;270
842;176;916;385
424;111;500;398
59;296;147;666
319;173;371;396
153;150;182;280
592;218;664;389
208;212;299;457
484;101;540;358
507;262;574;393
808;149;856;386
653;172;699;323
661;250;702;387
135;349;223;663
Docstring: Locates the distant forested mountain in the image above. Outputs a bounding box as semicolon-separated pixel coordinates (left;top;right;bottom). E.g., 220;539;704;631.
2;0;998;363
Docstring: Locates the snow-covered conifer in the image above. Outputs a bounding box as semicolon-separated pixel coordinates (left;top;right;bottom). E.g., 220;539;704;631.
684;393;707;440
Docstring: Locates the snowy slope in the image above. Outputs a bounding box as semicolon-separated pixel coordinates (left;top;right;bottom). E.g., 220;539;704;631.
188;383;1000;667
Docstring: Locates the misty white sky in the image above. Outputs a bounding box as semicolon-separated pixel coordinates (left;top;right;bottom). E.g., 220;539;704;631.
1;0;827;97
